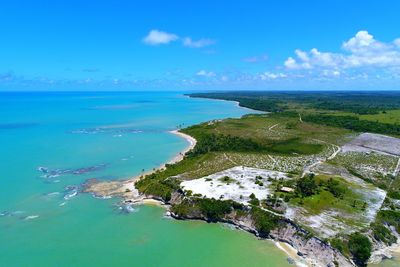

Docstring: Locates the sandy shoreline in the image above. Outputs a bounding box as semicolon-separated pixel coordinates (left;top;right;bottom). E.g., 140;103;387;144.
85;129;197;199
129;130;197;181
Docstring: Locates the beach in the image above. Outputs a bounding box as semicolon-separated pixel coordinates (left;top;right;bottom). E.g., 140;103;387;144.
84;129;197;201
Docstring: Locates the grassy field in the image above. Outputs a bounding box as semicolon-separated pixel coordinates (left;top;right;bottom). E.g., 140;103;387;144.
287;175;364;215
137;113;351;199
182;113;350;148
360;109;400;124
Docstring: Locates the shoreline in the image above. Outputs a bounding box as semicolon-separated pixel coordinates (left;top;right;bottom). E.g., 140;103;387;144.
84;127;324;266
84;129;197;200
129;130;197;182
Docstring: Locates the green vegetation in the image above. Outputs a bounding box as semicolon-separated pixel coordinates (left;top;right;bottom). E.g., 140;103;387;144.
188;91;400;115
135;91;400;265
186;133;265;156
197;198;235;222
360;109;400;125
376;210;400;233
289;174;363;215
303;114;400;136
388;191;400;199
219;176;236;184
171;198;245;222
326;177;347;198
371;222;397;245
250;207;279;237
189;91;400;136
182;122;324;156
296;174;318;197
330;238;349;257
248;193;260;206
348;232;372;266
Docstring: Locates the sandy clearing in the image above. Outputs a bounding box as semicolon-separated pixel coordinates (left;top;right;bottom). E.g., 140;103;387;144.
342;133;400;156
181;166;289;205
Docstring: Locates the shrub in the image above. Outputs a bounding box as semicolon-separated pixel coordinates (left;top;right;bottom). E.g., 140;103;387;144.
330;238;349;256
348;232;372;266
249;197;260;206
326;178;346;198
376;210;400;233
296;174;318;197
250;207;279;237
388;191;400;199
197;198;233;222
371;223;397;245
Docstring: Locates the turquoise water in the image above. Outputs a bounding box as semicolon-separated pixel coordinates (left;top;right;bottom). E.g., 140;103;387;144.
0;92;292;267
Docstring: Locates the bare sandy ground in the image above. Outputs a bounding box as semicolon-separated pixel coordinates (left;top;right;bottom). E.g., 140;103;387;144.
181;166;289;204
342;132;400;156
85;130;197;200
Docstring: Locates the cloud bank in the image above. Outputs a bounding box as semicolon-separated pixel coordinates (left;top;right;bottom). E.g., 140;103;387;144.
284;31;400;70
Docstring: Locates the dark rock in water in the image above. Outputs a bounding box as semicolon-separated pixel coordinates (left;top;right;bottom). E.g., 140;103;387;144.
37;164;108;179
69;127;143;135
0;211;10;216
37;166;48;173
70;164;107;175
0;210;24;217
0;122;38;130
287;257;295;264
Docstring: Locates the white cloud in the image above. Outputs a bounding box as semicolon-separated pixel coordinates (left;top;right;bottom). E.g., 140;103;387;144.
284;57;298;69
143;30;179;45
342;30;375;53
196;70;216;77
243;54;268;63
322;70;341;77
284;31;400;70
221;75;229;82
183;37;215;48
259;72;287;80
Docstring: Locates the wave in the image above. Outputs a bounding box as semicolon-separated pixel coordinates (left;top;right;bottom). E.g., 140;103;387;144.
0;210;24;217
63;185;79;200
23;215;39;220
118;204;137;214
44;191;60;196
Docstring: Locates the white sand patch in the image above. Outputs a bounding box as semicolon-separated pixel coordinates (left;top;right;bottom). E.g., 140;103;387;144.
181;166;289;204
355;187;387;221
342;133;400;156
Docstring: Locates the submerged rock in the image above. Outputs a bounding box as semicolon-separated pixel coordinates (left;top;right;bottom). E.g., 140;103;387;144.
37;164;108;180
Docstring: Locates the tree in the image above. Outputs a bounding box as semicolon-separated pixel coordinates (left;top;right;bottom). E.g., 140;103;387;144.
296;174;317;197
326;178;346;198
348;232;372;266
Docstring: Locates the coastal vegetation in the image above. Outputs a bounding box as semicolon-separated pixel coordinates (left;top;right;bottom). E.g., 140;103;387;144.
188;91;400;137
348;232;372;267
302;114;400;136
127;92;400;266
188;91;400;115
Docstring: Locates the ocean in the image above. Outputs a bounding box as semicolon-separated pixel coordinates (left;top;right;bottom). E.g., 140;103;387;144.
0;92;292;267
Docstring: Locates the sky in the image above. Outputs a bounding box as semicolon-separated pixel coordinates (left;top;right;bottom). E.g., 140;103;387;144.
1;0;400;91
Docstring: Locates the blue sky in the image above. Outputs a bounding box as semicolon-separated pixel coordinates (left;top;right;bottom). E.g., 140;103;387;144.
1;0;400;91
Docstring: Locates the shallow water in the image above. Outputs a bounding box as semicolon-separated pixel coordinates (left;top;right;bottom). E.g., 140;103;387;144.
0;92;293;267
